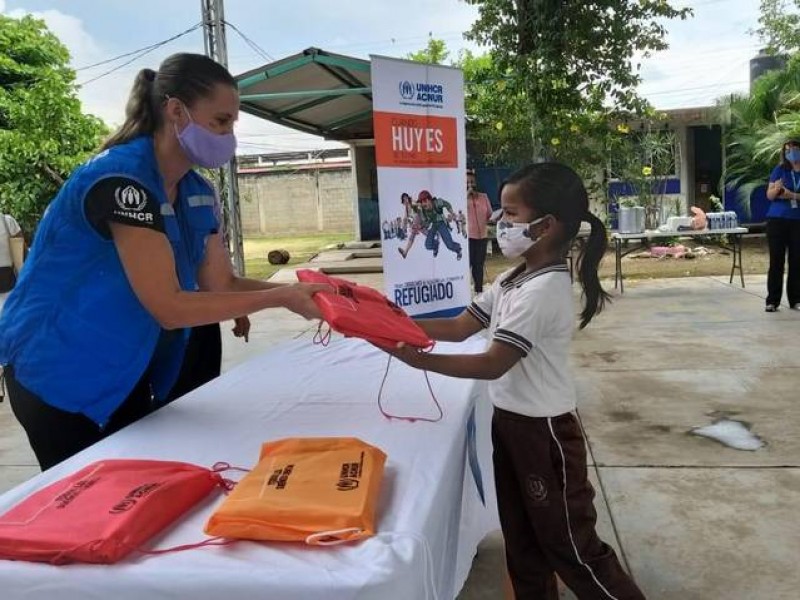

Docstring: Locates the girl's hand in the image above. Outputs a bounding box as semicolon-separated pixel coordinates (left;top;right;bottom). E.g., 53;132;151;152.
384;341;428;369
232;315;251;342
284;283;333;320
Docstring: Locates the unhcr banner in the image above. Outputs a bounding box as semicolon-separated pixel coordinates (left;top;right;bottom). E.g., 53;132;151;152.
370;55;469;318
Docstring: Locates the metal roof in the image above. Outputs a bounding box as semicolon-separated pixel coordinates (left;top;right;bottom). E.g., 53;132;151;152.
235;47;374;141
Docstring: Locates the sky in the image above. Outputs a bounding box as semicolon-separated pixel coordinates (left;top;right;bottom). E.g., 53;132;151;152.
0;0;764;155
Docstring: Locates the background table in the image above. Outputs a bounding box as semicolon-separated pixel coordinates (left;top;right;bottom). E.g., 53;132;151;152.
611;228;748;293
0;336;499;600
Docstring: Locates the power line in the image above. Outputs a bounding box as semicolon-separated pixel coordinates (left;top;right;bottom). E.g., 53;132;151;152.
223;20;275;62
74;23;203;71
76;23;203;87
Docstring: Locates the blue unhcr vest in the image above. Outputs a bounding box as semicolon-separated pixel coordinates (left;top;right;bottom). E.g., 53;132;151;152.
0;136;219;426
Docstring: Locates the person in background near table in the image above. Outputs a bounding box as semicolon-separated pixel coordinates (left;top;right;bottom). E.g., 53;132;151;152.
764;138;800;312
466;169;494;293
385;163;645;600
0;213;23;292
168;196;251;401
0;53;330;471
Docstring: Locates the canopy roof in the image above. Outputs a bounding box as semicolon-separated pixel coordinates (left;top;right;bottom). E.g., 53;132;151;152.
235;47;374;141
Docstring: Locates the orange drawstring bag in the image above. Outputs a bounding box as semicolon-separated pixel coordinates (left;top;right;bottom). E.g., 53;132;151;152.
205;437;386;545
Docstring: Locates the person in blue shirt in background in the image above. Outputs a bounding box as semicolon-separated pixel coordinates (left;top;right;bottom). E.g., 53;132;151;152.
0;53;329;470
765;138;800;312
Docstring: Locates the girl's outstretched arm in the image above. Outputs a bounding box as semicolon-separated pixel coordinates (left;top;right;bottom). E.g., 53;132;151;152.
386;340;521;381
417;310;484;342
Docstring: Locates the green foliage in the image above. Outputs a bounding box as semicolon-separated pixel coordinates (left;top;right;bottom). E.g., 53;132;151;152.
607;126;679;227
463;0;692;161
720;53;800;214
407;0;690;217
0;14;108;237
405;37;450;65
406;40;529;167
755;0;800;55
455;48;534;167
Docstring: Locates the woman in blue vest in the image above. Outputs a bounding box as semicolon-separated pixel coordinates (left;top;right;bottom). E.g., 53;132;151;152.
765;138;800;312
0;53;329;470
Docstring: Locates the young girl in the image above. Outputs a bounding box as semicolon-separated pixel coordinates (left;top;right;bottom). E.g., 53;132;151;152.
388;163;645;599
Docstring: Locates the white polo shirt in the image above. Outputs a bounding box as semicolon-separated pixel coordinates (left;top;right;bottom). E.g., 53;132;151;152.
467;264;577;417
0;214;21;269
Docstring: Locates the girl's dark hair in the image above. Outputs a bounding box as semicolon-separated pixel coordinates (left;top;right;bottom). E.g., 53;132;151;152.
102;53;236;150
499;162;611;329
780;139;800;170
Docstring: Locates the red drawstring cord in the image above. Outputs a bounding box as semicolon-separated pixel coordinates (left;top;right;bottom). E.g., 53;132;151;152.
377;353;443;423
211;462;250;494
313;321;332;346
309;321;442;422
127;463;252;558
133;536;235;556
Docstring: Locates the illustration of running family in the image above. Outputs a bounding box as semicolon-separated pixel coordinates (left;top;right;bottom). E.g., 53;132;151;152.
383;189;465;260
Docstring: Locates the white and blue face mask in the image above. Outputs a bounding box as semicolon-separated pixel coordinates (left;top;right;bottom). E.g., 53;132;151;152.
496;216;547;258
785;147;800;163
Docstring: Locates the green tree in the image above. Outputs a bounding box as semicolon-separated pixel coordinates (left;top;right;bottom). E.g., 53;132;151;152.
407;39;533;166
720;53;800;214
606;125;679;227
755;0;800;55
456;48;532;165
463;0;692;161
406;36;450;65
0;14;108;237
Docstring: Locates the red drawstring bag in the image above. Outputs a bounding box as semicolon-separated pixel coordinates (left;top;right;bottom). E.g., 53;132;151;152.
296;269;434;351
0;459;237;565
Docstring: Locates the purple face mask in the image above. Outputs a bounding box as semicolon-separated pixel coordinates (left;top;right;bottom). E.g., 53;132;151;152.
174;103;237;168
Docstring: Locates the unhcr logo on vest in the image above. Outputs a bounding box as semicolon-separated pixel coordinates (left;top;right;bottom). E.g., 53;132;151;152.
115;185;147;212
113;184;154;223
398;80;445;108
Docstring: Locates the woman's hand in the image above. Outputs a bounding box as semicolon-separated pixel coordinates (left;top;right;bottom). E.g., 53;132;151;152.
232;316;251;342
768;180;785;201
283;283;333;320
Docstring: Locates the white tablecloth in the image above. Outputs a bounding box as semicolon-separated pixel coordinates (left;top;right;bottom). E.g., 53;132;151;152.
0;336;499;599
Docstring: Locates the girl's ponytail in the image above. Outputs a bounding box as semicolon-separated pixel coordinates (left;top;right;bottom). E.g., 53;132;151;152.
576;211;611;329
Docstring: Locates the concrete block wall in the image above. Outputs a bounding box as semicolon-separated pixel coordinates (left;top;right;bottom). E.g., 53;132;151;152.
237;167;354;236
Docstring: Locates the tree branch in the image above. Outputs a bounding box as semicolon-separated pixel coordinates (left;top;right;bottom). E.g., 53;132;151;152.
40;163;64;187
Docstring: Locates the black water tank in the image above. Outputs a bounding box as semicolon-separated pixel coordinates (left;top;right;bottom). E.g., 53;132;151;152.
750;48;788;91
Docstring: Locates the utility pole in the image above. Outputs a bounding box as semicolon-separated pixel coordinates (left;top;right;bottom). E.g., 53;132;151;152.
200;0;245;275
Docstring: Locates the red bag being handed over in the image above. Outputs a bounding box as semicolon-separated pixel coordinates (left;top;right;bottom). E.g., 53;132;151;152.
297;269;434;351
0;459;232;565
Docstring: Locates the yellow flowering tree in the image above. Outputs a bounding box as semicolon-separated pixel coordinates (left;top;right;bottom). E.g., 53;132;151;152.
607;126;678;229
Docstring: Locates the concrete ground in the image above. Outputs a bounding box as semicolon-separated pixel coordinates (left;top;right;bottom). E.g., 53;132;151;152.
1;261;798;599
